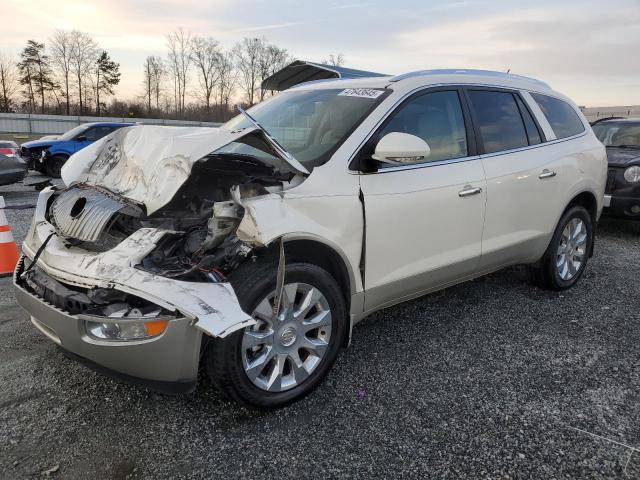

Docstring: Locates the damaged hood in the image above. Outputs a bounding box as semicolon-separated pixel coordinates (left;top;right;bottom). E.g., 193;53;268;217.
61;125;309;214
606;147;640;167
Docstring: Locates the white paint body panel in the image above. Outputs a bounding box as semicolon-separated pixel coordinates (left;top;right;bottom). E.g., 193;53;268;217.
479;135;606;269
21;69;607;340
236;158;364;295
359;160;486;310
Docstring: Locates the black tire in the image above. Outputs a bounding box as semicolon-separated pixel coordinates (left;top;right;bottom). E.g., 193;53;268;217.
530;205;593;290
205;257;347;409
45;155;67;178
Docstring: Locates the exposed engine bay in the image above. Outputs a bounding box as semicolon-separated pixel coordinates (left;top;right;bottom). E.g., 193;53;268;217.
47;148;301;283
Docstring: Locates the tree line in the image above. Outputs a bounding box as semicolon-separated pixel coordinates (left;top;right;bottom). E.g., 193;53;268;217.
0;28;345;123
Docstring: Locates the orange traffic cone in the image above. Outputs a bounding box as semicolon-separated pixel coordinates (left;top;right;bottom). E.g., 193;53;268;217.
0;196;20;278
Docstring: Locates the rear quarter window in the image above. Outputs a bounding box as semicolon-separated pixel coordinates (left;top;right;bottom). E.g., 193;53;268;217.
531;93;585;139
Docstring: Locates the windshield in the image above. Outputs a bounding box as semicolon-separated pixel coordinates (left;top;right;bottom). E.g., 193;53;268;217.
59;124;90;140
223;88;388;169
593;122;640;147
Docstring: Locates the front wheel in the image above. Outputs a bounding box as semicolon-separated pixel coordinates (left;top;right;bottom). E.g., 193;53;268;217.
530;205;593;290
205;259;347;409
45;155;67;178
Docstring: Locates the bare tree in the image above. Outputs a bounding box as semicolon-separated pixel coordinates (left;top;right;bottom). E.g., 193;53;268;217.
258;43;290;101
166;28;192;117
0;53;19;112
233;37;264;106
50;30;74;114
1;33;293;120
143;57;153;114
216;51;236;110
150;57;165;111
142;56;165;114
70;31;98;114
322;53;345;67
189;36;221;115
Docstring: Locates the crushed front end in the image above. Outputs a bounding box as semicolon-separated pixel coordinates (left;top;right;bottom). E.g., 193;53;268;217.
14;125;306;392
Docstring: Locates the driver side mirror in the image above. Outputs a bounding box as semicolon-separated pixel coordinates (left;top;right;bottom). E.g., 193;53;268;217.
75;136;87;142
372;132;430;166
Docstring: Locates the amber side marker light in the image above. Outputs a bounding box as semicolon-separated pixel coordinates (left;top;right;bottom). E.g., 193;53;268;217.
144;320;169;337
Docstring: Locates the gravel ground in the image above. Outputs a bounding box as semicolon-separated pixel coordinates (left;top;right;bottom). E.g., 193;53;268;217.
1;180;639;479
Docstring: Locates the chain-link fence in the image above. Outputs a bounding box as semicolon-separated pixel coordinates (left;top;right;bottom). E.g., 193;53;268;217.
0;113;221;143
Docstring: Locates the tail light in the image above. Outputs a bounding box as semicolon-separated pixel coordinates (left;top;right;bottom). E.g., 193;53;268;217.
0;147;17;156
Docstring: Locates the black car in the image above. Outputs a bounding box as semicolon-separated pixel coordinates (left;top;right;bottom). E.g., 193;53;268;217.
592;118;640;220
0;141;27;186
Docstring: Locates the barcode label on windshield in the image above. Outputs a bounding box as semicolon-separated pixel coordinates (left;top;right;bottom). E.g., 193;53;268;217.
338;88;385;99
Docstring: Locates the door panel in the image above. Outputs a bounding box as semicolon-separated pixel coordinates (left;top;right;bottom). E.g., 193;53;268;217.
479;147;566;268
361;160;487;310
358;88;486;311
464;88;567;268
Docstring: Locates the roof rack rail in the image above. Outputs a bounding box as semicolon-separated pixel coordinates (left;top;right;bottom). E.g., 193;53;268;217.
389;69;551;89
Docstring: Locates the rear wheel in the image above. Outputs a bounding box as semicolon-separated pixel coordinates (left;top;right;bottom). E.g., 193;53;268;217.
530;205;593;290
205;258;347;409
45;155;67;178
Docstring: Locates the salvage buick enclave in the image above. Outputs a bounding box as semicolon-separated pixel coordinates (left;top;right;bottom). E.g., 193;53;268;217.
14;70;607;408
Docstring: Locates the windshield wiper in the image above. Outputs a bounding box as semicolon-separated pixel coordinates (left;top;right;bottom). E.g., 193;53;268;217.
236;105;309;175
611;145;640;149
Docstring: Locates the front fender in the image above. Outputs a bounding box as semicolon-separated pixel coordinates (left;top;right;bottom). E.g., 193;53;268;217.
46;144;72;158
236;193;364;294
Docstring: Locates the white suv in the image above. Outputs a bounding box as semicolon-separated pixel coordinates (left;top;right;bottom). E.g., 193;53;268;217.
15;69;607;408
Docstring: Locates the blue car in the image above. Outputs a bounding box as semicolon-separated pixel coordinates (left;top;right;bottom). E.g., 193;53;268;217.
20;122;133;178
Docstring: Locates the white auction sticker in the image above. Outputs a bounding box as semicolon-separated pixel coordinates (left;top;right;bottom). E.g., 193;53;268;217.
338;88;385;99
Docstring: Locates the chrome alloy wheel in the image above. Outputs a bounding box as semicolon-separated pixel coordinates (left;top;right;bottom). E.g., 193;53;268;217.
241;282;332;392
556;218;588;281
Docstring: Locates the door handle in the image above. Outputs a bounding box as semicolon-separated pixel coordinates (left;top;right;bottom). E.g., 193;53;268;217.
539;169;557;179
458;186;482;197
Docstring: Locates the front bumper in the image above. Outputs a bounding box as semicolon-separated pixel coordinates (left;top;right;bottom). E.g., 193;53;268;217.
13;186;257;392
0;168;27;186
603;194;640;219
14;257;201;393
603;167;640;219
19;187;254;337
0;156;28;186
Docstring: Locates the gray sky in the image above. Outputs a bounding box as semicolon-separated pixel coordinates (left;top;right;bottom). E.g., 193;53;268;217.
2;0;639;106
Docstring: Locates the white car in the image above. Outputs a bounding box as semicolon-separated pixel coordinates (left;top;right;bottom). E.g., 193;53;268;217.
14;69;607;408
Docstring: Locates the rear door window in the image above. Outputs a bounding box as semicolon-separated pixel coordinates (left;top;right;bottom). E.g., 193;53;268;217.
530;93;585;139
467;90;529;154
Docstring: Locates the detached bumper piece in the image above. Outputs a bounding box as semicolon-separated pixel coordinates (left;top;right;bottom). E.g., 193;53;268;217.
604;195;640;219
14;257;201;393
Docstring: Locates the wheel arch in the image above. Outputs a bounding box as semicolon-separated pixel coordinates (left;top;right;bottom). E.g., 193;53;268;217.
280;236;354;308
564;190;598;223
561;189;598;257
258;234;357;346
46;150;71;160
46;144;71;158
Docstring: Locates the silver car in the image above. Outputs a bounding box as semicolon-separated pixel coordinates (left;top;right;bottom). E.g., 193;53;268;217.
14;70;607;408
